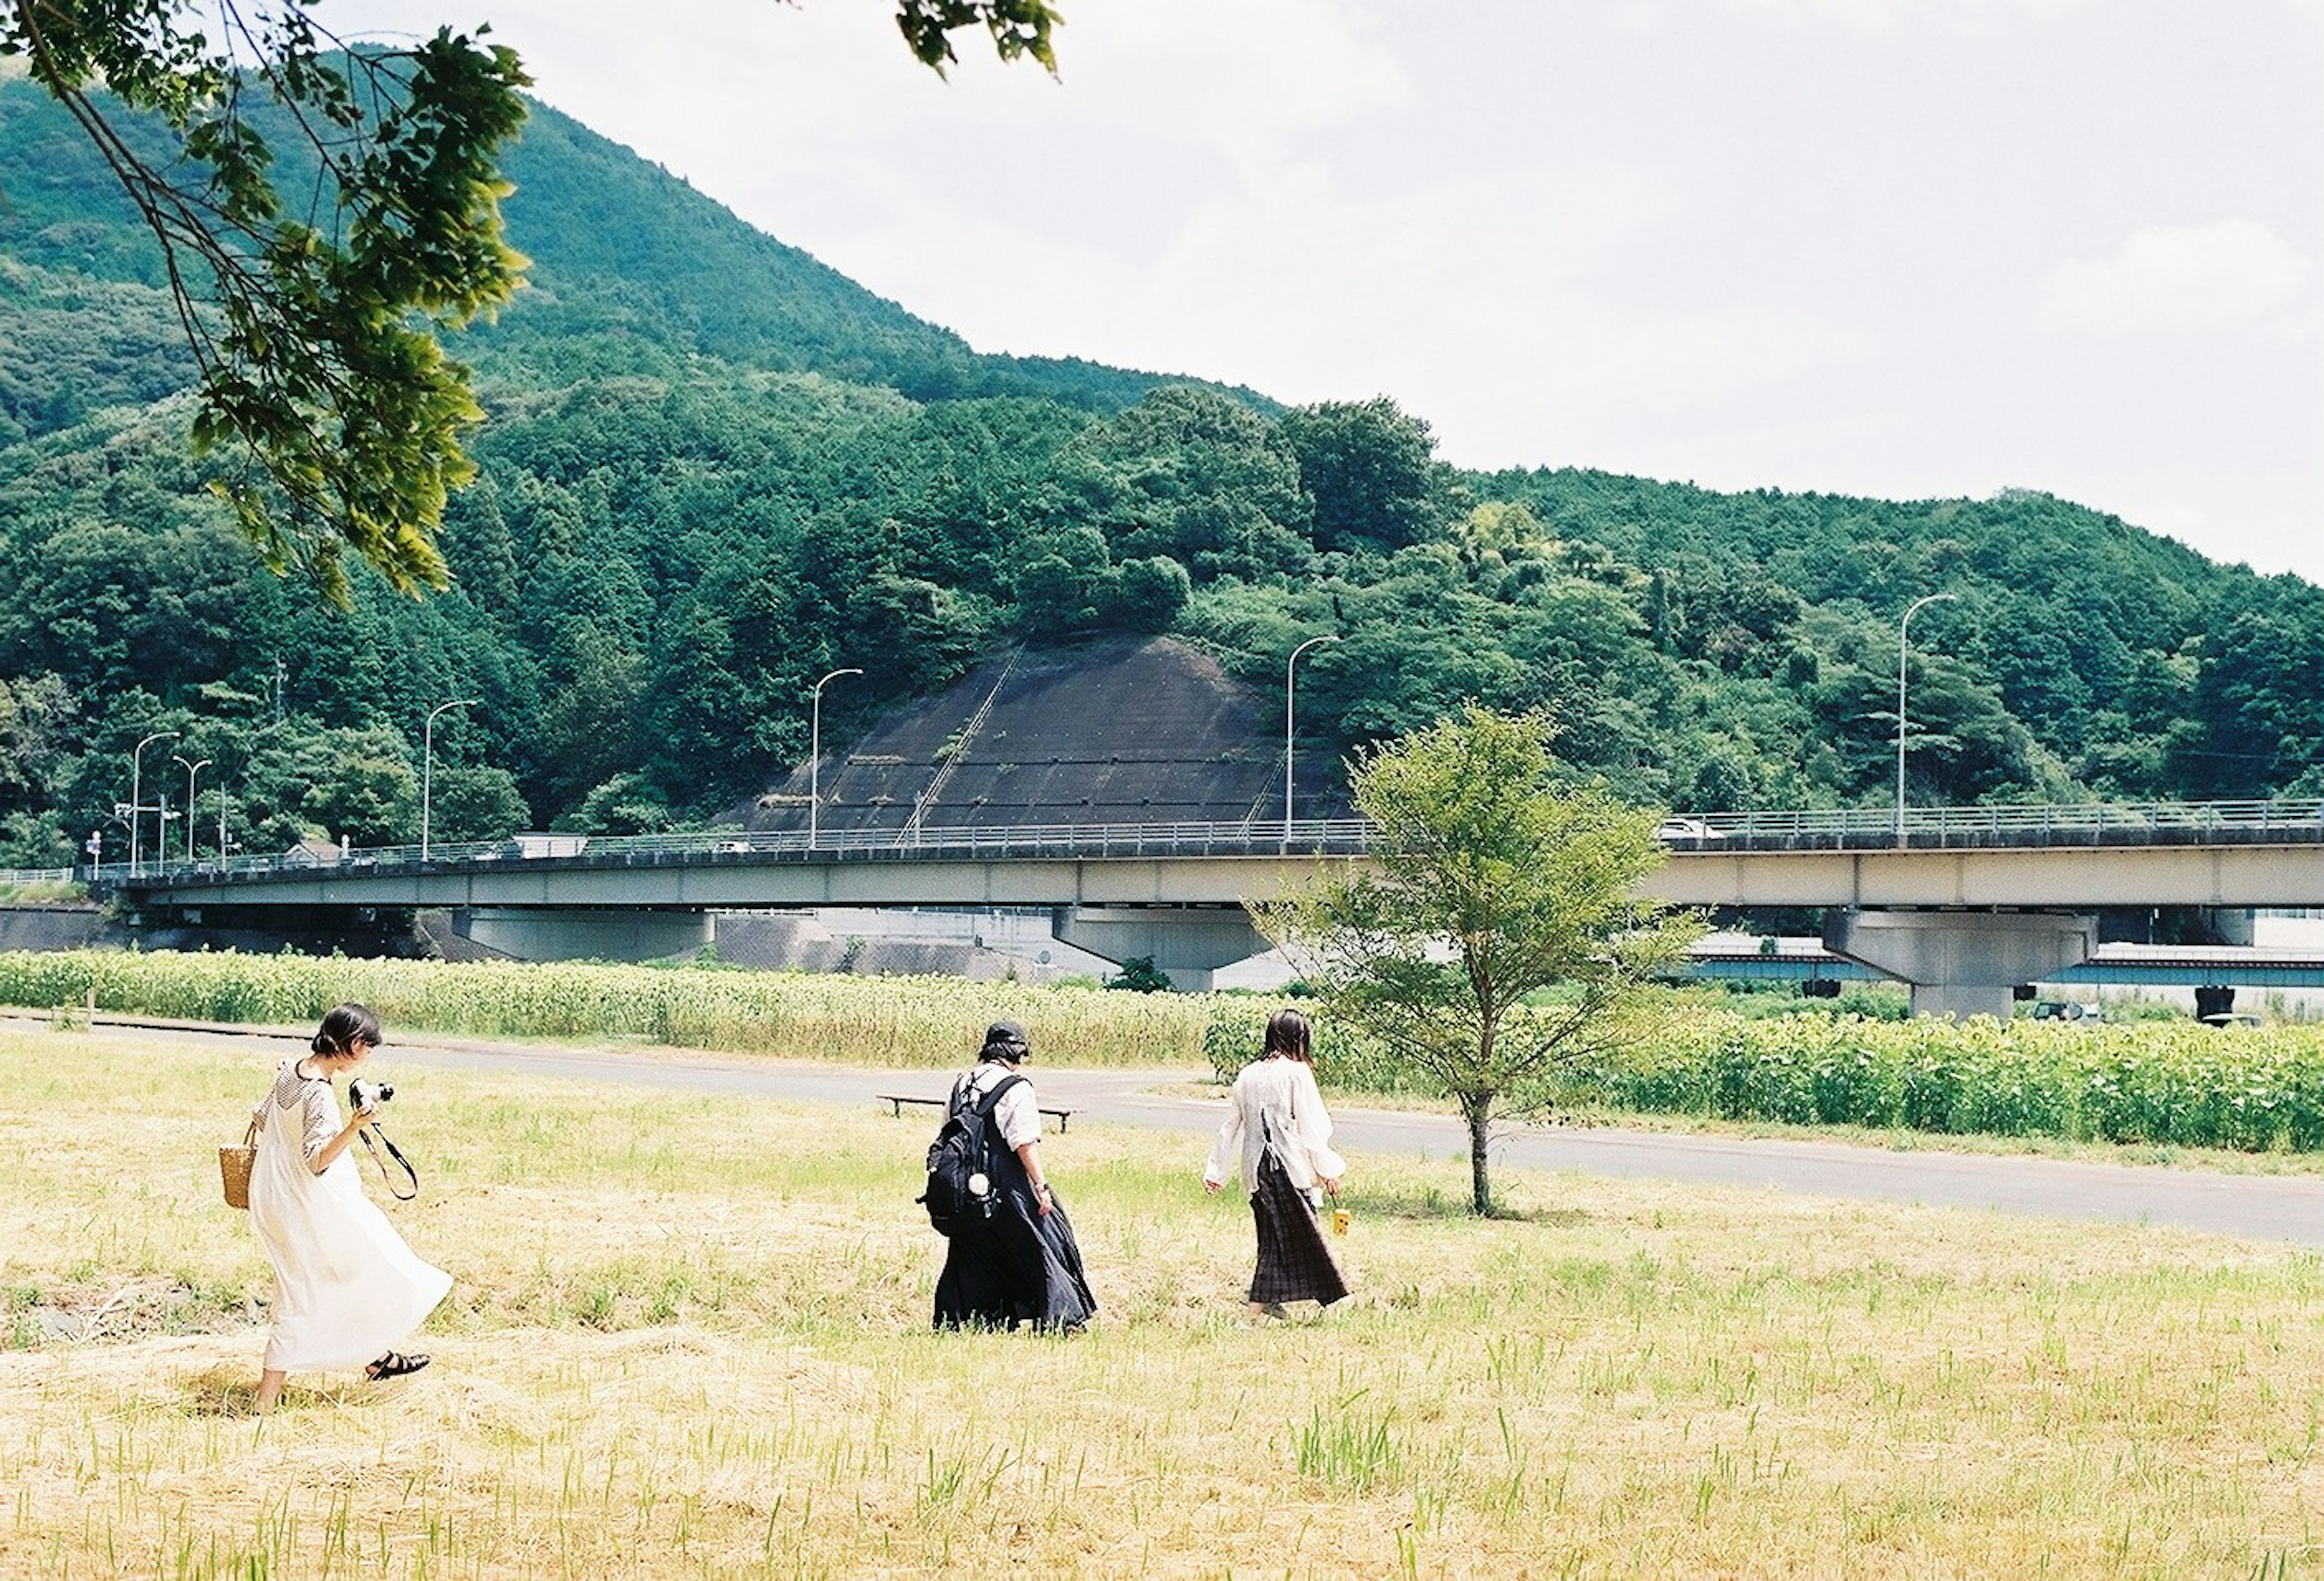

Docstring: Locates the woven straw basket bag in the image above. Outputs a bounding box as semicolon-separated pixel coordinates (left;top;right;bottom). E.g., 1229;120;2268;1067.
218;1119;258;1211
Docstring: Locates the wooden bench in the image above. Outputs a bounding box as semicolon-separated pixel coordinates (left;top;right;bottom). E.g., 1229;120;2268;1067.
879;1093;1074;1133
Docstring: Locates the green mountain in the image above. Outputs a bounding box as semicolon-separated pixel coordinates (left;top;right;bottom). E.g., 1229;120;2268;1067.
1;71;2319;868
0;76;1259;440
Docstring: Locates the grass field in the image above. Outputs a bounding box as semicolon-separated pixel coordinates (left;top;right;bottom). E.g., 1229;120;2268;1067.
3;1024;2322;1579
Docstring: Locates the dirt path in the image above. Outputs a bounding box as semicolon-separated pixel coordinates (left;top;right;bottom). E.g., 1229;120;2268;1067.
13;1011;2322;1246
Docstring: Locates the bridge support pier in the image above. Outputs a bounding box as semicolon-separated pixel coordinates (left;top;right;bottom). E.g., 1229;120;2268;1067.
1051;905;1269;992
455;907;714;963
1823;909;2097;1020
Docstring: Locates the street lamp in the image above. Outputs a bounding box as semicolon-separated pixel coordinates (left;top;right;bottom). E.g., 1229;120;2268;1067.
422;698;479;862
1896;593;1958;842
172;755;211;865
1285;634;1341;844
129;730;177;877
809;667;862;849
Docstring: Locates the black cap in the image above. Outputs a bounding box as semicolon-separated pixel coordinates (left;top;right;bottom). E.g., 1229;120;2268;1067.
980;1020;1030;1061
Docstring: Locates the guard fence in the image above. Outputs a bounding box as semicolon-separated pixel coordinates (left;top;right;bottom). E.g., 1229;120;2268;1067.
76;797;2324;888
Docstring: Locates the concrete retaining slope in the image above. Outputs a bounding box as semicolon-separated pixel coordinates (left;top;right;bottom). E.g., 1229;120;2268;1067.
747;636;1330;838
0;906;108;952
711;915;1026;980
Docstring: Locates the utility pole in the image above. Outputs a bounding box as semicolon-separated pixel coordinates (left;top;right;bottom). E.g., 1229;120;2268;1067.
173;755;211;864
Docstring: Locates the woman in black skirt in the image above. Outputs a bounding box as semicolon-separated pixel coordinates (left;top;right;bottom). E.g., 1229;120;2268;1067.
933;1020;1097;1332
1203;1008;1350;1317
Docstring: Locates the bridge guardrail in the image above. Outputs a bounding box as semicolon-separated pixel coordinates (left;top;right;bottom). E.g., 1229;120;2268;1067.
91;818;1380;886
85;797;2324;889
1689;798;2324;842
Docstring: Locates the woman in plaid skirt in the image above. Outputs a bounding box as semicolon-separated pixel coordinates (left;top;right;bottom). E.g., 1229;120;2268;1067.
1203;1008;1350;1317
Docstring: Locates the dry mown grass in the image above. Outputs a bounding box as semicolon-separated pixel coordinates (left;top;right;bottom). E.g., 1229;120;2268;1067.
3;1026;2321;1579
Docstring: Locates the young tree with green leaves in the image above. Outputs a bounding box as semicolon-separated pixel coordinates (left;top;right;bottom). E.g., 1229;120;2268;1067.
1253;705;1701;1216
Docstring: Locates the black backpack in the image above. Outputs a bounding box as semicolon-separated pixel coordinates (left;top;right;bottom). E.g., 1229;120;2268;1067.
919;1073;1028;1236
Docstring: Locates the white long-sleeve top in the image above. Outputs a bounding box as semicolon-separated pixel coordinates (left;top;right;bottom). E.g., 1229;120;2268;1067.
1203;1056;1348;1196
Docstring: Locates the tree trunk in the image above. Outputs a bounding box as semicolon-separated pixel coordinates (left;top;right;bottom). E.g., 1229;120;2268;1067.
1467;1009;1498;1216
1463;1093;1493;1216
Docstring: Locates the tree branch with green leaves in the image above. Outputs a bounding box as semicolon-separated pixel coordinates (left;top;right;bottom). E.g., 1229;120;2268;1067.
5;0;530;601
1;0;1063;603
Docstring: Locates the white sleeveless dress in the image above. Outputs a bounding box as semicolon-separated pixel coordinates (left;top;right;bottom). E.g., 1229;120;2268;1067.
248;1061;451;1372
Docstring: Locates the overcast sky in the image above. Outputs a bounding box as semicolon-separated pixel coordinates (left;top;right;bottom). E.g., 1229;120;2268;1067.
345;0;2324;584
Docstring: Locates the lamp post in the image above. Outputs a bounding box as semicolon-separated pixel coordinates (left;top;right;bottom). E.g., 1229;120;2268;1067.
172;755;211;865
809;667;862;849
1896;593;1958;842
1285;634;1340;845
422;698;479;862
129;730;177;877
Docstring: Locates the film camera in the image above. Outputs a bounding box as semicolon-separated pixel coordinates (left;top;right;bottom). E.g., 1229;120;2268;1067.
349;1078;395;1113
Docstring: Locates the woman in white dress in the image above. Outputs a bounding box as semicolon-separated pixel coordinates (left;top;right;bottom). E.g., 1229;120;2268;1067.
1203;1008;1350;1317
248;1004;451;1411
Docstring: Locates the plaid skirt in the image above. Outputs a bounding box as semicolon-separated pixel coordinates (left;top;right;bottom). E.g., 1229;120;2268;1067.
1247;1150;1349;1308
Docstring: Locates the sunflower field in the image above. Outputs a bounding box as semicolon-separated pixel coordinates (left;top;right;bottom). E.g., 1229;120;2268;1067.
4;949;2319;1150
0;949;1212;1067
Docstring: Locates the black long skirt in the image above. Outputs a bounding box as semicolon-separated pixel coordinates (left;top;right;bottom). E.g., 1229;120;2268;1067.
1248;1150;1349;1308
933;1162;1097;1332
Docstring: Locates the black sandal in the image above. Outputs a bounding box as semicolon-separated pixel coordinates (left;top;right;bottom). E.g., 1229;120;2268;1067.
365;1350;430;1380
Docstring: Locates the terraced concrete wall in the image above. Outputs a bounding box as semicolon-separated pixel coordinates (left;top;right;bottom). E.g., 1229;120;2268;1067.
750;637;1331;836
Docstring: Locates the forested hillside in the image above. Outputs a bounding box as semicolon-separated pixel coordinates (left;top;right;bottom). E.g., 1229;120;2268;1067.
2;70;2320;865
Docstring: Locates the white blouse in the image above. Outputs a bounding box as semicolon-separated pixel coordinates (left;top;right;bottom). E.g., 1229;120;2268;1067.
951;1061;1042;1151
1203;1056;1348;1196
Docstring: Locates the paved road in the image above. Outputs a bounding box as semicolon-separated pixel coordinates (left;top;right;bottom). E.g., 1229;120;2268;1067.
15;1013;2323;1247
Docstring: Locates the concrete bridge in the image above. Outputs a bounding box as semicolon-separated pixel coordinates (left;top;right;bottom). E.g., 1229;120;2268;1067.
99;797;2324;1007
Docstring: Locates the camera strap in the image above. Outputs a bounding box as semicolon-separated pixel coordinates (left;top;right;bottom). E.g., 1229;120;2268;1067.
358;1123;420;1201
